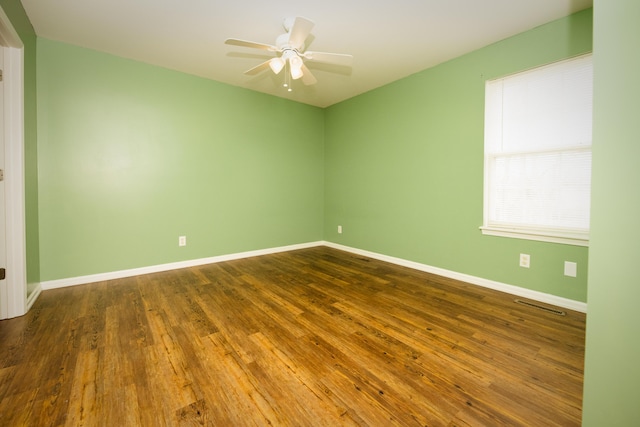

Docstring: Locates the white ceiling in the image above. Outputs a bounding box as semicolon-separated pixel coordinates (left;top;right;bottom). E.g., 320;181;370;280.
21;0;592;108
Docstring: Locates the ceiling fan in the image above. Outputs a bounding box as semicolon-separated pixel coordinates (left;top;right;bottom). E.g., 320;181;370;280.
225;17;353;89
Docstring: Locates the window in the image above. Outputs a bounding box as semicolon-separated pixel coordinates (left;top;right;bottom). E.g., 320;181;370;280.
481;54;593;246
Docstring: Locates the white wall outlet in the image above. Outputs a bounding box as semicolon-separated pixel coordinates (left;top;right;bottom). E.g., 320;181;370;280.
519;253;530;268
564;261;577;277
338;225;343;234
179;235;187;247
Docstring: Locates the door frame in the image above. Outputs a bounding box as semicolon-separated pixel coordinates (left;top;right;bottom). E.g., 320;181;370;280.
0;7;28;318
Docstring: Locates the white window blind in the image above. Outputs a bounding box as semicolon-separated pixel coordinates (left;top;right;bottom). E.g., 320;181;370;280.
482;54;593;246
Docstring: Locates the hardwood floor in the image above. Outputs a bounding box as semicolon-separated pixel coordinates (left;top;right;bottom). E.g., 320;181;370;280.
0;246;586;426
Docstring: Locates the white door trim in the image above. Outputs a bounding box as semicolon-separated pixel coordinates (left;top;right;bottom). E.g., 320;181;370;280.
0;7;27;319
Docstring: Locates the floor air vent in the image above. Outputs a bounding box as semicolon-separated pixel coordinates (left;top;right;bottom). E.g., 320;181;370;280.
514;299;566;316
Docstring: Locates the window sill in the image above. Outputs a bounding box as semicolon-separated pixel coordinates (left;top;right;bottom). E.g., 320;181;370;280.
480;226;589;247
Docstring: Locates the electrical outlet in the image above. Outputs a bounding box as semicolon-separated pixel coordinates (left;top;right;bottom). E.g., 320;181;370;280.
179;235;187;247
519;253;530;268
564;261;577;277
338;225;343;234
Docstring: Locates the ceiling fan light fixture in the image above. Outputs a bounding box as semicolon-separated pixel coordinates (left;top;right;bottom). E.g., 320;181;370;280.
269;57;285;74
290;67;303;80
289;55;304;80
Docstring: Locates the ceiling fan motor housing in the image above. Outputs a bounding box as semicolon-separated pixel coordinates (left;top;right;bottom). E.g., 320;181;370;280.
276;33;304;53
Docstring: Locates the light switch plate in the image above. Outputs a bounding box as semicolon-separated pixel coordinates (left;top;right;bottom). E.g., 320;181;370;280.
564;261;577;277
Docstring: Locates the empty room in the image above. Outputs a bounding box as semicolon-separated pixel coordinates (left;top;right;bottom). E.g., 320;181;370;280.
0;0;638;425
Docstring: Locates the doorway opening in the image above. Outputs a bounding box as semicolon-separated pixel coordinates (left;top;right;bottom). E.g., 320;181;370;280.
0;7;33;319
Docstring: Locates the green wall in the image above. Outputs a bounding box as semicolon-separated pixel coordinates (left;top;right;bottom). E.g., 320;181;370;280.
324;9;592;302
582;0;640;424
0;0;40;286
34;10;595;304
36;39;324;281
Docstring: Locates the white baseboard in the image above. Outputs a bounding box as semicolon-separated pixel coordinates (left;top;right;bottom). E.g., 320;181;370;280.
322;241;587;313
39;239;587;313
40;241;324;290
26;283;42;310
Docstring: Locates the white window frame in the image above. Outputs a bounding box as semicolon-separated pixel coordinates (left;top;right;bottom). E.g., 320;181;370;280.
480;54;592;247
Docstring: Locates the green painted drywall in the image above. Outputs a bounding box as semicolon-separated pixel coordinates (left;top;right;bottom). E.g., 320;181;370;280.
36;39;324;281
324;9;592;302
582;0;640;424
0;0;40;286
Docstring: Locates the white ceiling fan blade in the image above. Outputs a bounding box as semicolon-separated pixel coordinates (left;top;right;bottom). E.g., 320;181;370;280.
287;17;314;49
244;60;272;76
300;64;317;86
303;51;353;67
225;38;278;52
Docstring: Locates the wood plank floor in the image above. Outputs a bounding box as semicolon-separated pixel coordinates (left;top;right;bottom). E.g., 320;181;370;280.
0;246;586;426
